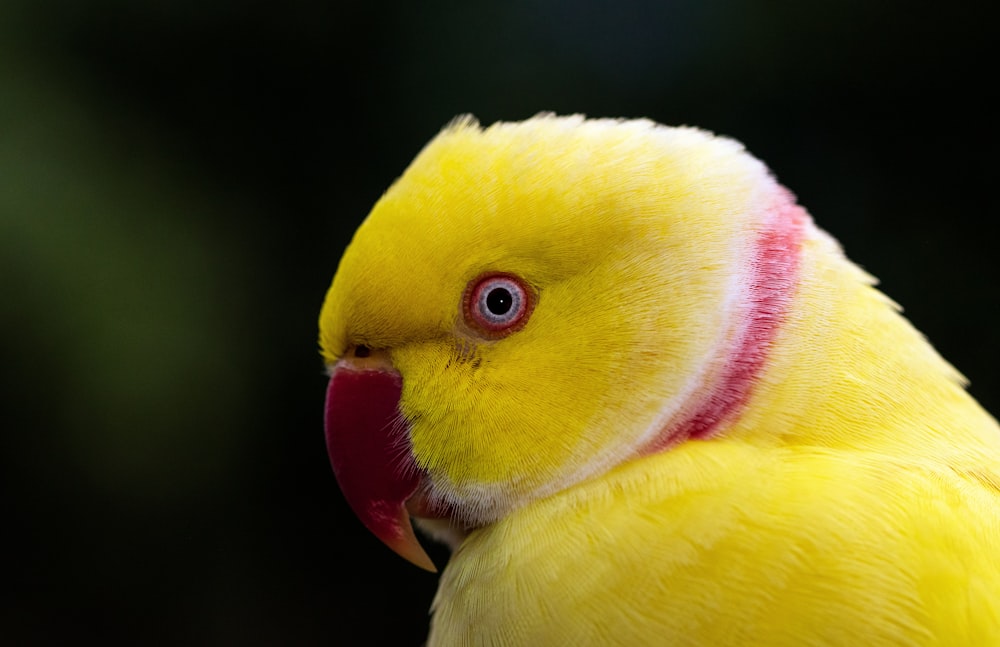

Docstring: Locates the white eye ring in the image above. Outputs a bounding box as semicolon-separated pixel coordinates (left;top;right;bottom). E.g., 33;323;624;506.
463;273;533;337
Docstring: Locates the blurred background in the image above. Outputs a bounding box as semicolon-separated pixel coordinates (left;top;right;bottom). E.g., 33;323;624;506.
2;0;996;644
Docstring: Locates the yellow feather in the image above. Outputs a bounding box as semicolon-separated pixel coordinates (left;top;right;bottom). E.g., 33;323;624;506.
432;443;1000;645
319;114;1000;644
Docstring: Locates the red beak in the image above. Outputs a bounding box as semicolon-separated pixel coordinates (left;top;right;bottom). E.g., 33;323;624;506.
324;358;436;572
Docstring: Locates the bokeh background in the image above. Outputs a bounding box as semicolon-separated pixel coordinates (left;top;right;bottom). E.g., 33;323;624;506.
2;0;996;644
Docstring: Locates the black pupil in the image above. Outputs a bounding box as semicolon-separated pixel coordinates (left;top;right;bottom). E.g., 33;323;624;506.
485;287;513;315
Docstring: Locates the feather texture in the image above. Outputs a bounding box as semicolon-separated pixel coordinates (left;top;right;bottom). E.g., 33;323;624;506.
319;114;1000;645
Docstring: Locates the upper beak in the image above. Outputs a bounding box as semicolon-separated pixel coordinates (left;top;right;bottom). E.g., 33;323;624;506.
324;349;436;572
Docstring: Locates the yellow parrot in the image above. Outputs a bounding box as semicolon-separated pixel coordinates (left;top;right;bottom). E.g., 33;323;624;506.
319;114;1000;646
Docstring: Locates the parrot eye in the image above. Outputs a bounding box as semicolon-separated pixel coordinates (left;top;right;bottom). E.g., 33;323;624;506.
463;273;534;338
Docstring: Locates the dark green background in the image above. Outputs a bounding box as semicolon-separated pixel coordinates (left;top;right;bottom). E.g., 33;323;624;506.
3;1;996;644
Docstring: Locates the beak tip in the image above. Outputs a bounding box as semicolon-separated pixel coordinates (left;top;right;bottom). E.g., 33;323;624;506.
381;507;437;572
400;542;438;573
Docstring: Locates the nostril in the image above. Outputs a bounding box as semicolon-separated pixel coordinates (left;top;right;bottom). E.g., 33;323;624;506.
354;344;371;358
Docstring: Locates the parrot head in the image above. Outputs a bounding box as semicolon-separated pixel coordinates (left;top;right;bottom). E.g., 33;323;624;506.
319;114;805;570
